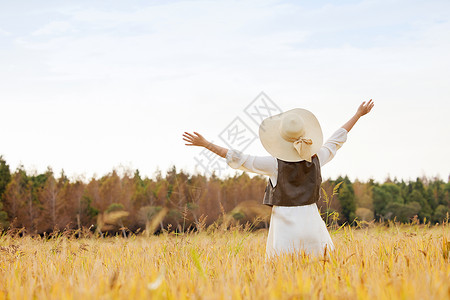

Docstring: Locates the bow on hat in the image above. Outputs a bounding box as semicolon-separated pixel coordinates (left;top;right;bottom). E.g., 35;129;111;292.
293;137;313;162
280;132;313;162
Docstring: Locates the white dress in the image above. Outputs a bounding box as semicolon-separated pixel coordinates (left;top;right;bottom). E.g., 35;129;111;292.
225;127;348;258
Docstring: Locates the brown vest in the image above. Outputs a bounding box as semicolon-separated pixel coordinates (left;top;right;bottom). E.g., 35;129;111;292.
263;155;322;207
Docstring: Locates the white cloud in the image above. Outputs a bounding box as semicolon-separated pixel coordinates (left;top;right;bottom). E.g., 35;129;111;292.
0;27;11;36
32;21;73;36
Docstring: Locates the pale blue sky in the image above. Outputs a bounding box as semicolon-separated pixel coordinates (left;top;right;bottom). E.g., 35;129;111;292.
0;0;449;182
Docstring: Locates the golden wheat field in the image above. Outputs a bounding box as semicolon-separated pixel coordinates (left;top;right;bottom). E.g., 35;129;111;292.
0;222;449;300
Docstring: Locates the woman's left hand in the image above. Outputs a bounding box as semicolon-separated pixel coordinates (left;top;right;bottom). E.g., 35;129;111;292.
356;99;374;117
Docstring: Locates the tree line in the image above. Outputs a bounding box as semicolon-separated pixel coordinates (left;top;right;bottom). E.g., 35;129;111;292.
0;156;449;234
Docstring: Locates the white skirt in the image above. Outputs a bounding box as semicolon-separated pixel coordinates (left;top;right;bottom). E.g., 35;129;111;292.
265;203;334;258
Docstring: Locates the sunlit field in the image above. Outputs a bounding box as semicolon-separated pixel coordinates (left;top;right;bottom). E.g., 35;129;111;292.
1;222;449;300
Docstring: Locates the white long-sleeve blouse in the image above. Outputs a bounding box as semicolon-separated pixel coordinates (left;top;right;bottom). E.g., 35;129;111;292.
225;127;348;186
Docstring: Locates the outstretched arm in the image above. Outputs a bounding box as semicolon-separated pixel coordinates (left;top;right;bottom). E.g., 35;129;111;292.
182;132;228;158
182;131;277;179
317;99;375;166
342;99;375;132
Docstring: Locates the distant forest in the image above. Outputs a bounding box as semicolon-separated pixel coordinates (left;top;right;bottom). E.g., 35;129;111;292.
0;156;449;235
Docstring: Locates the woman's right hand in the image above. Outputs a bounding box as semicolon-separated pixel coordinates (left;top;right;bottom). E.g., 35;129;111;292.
182;132;209;147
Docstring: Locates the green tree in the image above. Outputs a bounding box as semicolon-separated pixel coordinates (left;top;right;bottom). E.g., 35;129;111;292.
372;185;389;217
384;201;421;223
433;205;449;223
0;156;11;228
106;203;125;213
373;183;406;219
444;182;450;205
381;183;404;204
0;202;8;229
337;178;356;223
408;190;432;222
0;156;11;199
81;195;99;219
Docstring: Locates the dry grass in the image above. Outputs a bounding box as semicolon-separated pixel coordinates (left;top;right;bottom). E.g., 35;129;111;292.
0;222;449;300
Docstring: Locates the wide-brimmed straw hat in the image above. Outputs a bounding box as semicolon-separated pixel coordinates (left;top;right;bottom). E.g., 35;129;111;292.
259;108;323;162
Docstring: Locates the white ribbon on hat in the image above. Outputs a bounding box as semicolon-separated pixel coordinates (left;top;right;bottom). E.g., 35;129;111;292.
293;137;313;162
